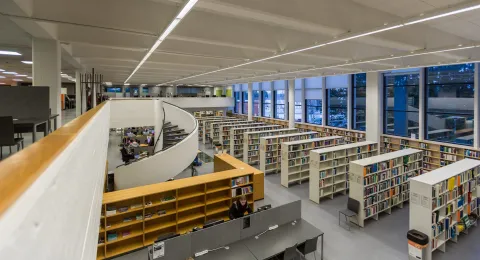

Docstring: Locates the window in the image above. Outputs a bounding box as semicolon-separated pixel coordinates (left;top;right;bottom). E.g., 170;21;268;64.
262;91;272;117
275;90;286;119
253;90;260;116
327;88;348;128
306;100;322;125
294;102;302;122
425;63;475;146
383;72;420;138
352;73;366;131
234;92;241;113
242;91;248;115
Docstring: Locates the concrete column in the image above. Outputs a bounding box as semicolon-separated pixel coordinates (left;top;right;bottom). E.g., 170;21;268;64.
284;80;289;120
92;80;97;107
366;72;383;143
321;77;327;126
474;63;480;148
82;78;87;113
139;85;143;97
248;82;253;120
32;38;62;126
300;79;305;123
419;68;426;140
151;86;161;97
268;82;274;118
75;71;81;117
173;85;178;96
347;75;353;129
288;79;295;128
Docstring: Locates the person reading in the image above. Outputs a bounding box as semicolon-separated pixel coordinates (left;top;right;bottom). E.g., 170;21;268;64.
228;195;252;220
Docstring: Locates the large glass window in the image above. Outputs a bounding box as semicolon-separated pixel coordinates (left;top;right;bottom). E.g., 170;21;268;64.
275;90;286;119
242;91;248;115
327;88;348;128
106;87;122;92
384;72;420;138
306;100;322;125
294;102;302;122
426;63;475;146
253;90;260;116
352;73;366;131
234;92;241;113
262;91;272;117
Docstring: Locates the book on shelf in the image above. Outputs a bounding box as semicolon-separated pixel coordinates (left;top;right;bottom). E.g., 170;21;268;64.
106;206;117;216
232;176;250;187
231;186;253;197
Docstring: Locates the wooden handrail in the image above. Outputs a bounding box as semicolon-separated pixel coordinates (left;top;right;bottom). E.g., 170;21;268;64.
0;103;106;217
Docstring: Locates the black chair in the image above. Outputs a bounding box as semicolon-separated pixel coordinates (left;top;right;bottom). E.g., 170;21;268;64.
279;244;301;260
0;116;24;159
297;237;318;260
339;198;360;230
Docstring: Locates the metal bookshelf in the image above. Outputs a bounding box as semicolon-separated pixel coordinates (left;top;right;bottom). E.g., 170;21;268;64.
229;125;281;158
243;128;298;165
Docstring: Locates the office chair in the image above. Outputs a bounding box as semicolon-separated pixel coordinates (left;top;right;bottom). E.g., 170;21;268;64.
297;236;318;260
0;116;24;159
339;197;360;230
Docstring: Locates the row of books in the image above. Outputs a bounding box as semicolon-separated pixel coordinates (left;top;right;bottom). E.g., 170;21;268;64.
248;151;259;156
288;157;309;166
288;151;309;158
231;186;253;197
440;146;458;154
106;203;143;217
265;158;278;164
440;153;457;161
232;176;250;187
465;149;480;158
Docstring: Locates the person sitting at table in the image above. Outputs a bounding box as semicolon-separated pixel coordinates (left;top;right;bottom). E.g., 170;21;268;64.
129;139;139;148
229;195;252;220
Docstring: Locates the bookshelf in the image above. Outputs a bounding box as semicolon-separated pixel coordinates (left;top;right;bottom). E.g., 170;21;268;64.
98;168;256;259
294;122;367;143
280;136;345;187
309;141;378;204
380;135;480;173
210;121;252;145
349;148;423;227
409;159;480;260
229;125;281;158
243;128;298;165
193;110;224;117
259;131;320;174
203;118;244;144
219;122;267;152
196;117;227;142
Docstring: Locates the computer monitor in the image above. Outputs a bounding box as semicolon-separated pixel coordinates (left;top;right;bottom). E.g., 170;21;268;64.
155;232;179;243
203;219;224;229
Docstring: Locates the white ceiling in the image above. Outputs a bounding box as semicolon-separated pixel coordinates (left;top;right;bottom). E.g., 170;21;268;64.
0;0;479;86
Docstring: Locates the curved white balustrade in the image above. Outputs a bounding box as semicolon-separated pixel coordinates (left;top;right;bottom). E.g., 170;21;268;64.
114;102;198;190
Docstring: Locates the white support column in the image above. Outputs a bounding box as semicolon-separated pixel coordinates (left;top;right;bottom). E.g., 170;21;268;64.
322;77;327;126
347;75;353;129
288;79;295;128
366;72;383;143
474;63;480;148
33;38;62;126
269;81;274;118
92;80;97;107
419;68;426;140
75;71;81;117
284;80;289;121
139;85;143;97
300;79;305;123
248;82;253;120
82;78;87;114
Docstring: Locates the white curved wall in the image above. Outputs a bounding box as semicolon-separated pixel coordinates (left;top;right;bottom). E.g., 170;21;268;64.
114;103;198;189
111;97;233;110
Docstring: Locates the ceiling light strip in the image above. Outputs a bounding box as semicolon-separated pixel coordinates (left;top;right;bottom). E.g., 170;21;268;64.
124;0;198;83
204;44;479;85
161;2;480;85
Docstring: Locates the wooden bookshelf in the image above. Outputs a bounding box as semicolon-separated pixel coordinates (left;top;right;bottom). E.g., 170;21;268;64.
410;159;480;260
193;110;224;118
349;148;423;227
98;155;261;259
259;132;320;174
243;128;298;165
219;122;266;152
309;141;378;204
380;134;480;173
210;121;251;145
203;118;243;144
229;125;281;158
214;153;265;201
280;136;345;187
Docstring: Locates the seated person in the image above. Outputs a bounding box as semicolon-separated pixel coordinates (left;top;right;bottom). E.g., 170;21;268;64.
129;139;140;148
229;195;252;220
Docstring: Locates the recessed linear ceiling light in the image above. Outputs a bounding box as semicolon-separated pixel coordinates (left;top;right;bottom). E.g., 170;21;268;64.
16;74;28;77
3;71;17;75
0;51;21;56
124;0;198;83
0;76;5;79
205;44;479;85
12;79;23;82
0;69;4;72
161;3;480;85
27;77;32;79
21;61;33;64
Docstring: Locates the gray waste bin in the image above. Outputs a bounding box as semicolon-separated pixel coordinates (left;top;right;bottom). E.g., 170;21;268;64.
407;229;429;260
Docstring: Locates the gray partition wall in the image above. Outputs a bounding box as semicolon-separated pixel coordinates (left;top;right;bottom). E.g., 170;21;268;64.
240;200;302;238
0;86;49;119
190;218;242;253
